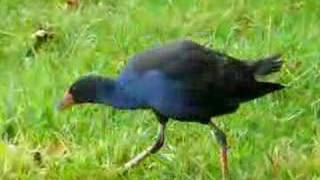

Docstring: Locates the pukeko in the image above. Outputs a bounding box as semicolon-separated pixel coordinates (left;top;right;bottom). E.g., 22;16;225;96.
58;40;284;177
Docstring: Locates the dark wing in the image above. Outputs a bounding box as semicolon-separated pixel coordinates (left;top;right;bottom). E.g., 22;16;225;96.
127;40;255;99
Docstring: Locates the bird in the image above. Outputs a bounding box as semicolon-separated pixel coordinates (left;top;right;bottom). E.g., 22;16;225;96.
58;40;284;177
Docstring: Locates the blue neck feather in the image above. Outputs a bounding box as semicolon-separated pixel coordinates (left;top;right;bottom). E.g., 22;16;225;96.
96;79;145;109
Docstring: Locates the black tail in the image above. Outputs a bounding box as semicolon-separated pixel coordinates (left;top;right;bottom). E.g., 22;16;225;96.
252;54;283;75
239;82;285;102
256;82;285;95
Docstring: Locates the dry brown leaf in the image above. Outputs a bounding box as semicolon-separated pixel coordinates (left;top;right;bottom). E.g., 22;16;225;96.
66;0;80;9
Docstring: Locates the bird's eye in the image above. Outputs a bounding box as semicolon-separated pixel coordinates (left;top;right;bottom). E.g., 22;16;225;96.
70;86;76;93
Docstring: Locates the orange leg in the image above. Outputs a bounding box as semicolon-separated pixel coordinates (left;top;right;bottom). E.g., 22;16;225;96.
210;120;229;179
220;145;228;178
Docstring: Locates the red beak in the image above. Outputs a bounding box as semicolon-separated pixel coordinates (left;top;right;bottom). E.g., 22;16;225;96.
58;91;74;110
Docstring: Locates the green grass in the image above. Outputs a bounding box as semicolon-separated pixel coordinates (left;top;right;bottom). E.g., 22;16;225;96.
0;0;319;179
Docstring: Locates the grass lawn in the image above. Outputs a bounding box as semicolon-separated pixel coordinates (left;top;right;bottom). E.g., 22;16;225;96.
0;0;319;179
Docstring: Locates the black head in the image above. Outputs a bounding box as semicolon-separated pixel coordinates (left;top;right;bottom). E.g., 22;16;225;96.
58;75;114;110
